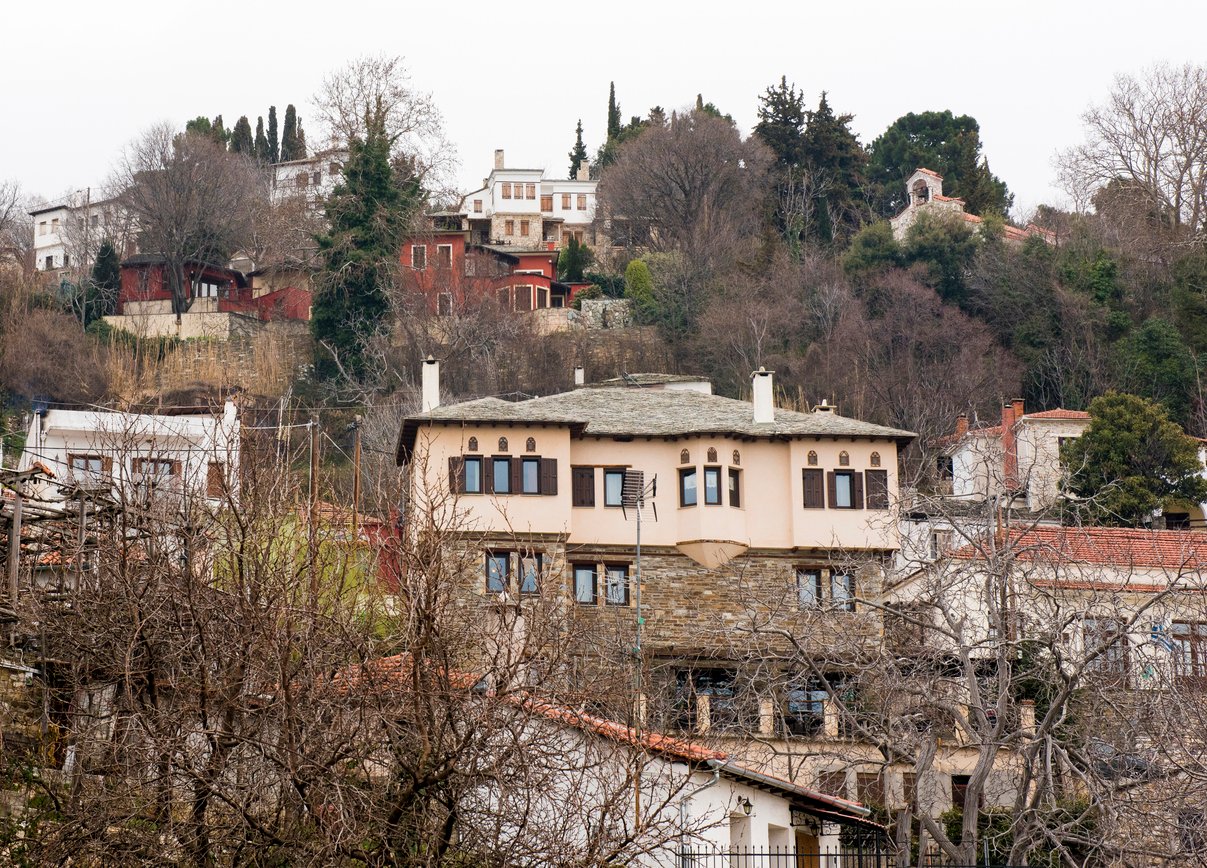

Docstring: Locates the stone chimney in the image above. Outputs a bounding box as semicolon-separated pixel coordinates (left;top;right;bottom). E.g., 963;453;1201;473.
752;367;775;424
573;366;585;387
955;413;968;438
575;163;589;181
421;356;441;412
1002;399;1023;491
494;149;505;170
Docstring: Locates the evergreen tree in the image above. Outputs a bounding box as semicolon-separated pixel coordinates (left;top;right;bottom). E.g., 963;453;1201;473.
902;211;980;305
568;119;588;177
798;92;871;244
268;105;279;163
254;116;270;162
755;76;807;171
230;116;254;155
211;115;228;147
83;239;121;326
1115;317;1198;425
296;116;307;158
607;82;621;140
281;104;301;161
623;259;656;323
312;114;419;382
557;237;593;281
694;93;733;125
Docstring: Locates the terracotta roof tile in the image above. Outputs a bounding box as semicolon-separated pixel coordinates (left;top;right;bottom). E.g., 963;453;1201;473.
1024;409;1089;421
951;526;1207;570
915;168;944;179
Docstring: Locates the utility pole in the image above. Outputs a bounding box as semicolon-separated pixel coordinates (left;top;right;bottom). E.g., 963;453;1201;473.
309;415;320;603
7;490;22;603
351;415;362;540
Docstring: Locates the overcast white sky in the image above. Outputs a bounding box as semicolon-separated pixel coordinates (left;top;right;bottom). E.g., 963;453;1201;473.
4;0;1204;218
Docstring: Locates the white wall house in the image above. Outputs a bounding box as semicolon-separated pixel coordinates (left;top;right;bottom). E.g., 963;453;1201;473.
270;148;347;211
17;401;240;508
30;190;136;273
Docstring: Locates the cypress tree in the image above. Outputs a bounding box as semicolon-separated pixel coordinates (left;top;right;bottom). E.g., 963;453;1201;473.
568;119;588;177
84;239;121;326
254;117;270;162
230;116;254;155
295;116;307;159
607;82;621;140
268;105;279;163
312;114;420;382
281;104;300;161
211;115;228;148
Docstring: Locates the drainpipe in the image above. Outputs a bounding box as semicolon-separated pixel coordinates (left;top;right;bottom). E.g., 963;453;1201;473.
679;759;722;866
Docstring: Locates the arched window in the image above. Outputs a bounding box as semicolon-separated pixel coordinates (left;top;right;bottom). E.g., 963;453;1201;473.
526;437;537;453
498;437;509;452
707;447;718;463
807;451;818;467
839;451;850;467
870;451;881;467
732;450;740;466
467;437;478;452
680;449;690;465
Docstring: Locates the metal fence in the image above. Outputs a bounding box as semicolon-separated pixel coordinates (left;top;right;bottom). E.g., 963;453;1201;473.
675;850;1022;868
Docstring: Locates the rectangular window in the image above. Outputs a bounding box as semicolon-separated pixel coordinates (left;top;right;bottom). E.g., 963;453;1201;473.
495;286;511;309
45;255;54;270
604;469;624;507
572;466;596;507
1172;622;1207;683
828;470;863;509
605;565;629;605
679;468;698;507
437;292;453;316
728;468;741;507
133;458;178;478
831;573;855;612
818;770;848;798
951;775;972;812
411;245;426;270
525;183;536;199
69;454;105;476
857;773;885;807
515;285;532;311
206;462;225;497
436;244;452;267
576;194;587;210
540;194;553;211
574;565;596;604
784;681;827;736
501;182;512;199
866;469;889;510
464;456;483;494
1084;617;1129;683
536;287;548;309
474;199;483;213
38;221;47;236
703;466;721;505
803;468;824;509
505;219;515;236
486;552;509;593
797;569;822;608
51;218;59;232
522;457;541;494
519;554;541;594
519;219;529;236
561;193;571;209
492;457;511;494
936;455;954;480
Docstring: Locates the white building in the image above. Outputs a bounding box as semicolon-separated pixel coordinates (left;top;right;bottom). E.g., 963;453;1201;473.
453;149;598;249
30;190;136;274
270;148;347;210
17;400;240;508
889;167;1054;245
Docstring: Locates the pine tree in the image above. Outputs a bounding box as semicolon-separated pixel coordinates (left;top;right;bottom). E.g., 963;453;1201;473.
607;82;621;140
798;92;871;244
568;119;588;177
268;105;279;163
254;117;270;162
84;239;121;326
281;104;300;161
312;114;419;382
754;76;807;170
230;116;254;155
211;115;228;148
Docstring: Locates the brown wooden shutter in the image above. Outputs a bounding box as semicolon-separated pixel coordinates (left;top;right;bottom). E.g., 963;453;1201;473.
852;472;864;510
540;458;558;495
484;458;495;494
207;462;224;497
510;457;522;493
826;471;837;509
102;456;113;474
170;460;182;477
866;470;888;509
572;466;595;506
449;456;465;493
803;469;824;509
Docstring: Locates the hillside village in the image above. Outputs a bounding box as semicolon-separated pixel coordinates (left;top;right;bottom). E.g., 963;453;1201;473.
5;51;1207;868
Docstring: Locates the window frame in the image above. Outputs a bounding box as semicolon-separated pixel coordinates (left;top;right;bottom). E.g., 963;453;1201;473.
797;568;823;608
679;467;698;508
435;244;453;268
832;470;855;509
603;468;625;507
604;564;630;606
728;467;741;507
703;466;722;505
519;553;541;595
485;552;509;593
831;573;856;612
411;245;426;270
521;456;541;494
491;456;512;494
573;564;597;604
464;456;483;494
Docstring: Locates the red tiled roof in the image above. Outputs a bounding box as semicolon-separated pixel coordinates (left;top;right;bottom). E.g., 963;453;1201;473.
961;212;984;224
950;526;1207;570
915;167;943;179
935;194;966;204
1024;409;1090;421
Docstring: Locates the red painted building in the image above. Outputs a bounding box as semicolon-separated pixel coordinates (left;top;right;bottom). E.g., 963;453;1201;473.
401;230;579;315
117;254;311;322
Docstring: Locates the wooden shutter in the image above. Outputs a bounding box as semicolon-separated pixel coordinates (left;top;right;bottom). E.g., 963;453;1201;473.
866;470;888;509
101;456;113;474
826;472;837;509
510;457;522;494
170;460;182;477
207;462;224;497
484;458;495;494
572;466;595;506
852;472;864;510
540;458;558;495
803;469;824;509
449;456;465;493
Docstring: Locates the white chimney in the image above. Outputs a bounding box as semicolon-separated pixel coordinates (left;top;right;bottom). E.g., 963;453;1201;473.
494;149;505;170
574;366;585;386
752;367;774;424
575;163;589;181
421;356;441;412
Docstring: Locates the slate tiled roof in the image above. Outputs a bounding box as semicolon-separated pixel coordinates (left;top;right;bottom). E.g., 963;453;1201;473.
951;526;1207;570
397;387;915;459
